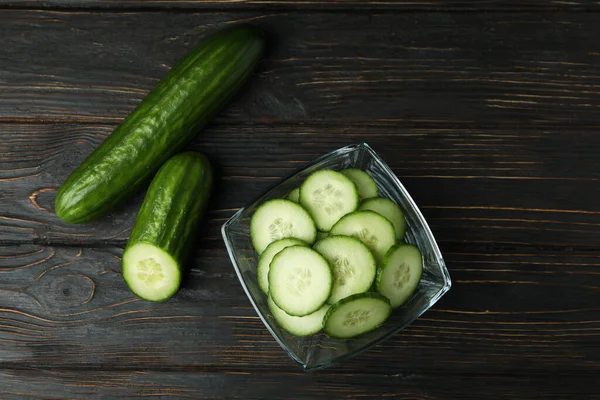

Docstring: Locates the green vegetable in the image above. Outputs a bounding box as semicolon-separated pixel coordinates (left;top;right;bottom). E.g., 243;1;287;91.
313;235;377;304
250;199;317;255
246;165;423;338
299;169;359;231
122;152;213;302
323;292;392;339
268;296;330;337
257;238;308;294
376;244;423;308
340;168;379;199
55;24;265;223
329;210;396;262
268;246;333;316
359;197;407;240
286;188;300;203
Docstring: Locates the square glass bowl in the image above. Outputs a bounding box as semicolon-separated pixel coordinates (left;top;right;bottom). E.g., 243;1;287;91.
221;143;451;371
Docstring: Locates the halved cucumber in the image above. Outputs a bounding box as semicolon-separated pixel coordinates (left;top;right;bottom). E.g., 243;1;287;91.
268;295;330;337
257;238;307;294
359;197;407;240
299;169;359;232
250;199;317;255
323;292;392;339
340;168;379;199
376;244;423;308
122;152;213;302
286;187;300;203
329;211;395;262
268;246;332;316
313;235;376;304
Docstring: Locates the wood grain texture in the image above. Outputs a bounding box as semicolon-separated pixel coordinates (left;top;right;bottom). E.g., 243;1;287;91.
2;3;600;398
2;11;600;127
2;370;599;399
0;244;599;377
0;123;598;248
0;0;597;11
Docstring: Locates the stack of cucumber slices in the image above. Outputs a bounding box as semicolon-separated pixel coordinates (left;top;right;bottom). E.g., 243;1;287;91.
250;167;424;339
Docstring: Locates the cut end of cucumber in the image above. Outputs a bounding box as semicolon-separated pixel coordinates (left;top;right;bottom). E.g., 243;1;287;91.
123;243;182;302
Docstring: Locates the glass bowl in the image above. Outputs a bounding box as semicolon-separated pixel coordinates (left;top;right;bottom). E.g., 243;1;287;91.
221;143;451;371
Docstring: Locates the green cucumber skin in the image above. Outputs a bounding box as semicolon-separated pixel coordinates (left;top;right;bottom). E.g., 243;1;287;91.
124;152;213;270
55;24;264;223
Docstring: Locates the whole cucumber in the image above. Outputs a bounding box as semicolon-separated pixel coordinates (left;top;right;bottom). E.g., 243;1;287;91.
55;24;264;223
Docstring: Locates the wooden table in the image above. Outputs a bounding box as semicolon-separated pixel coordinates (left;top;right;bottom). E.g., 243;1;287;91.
1;1;599;399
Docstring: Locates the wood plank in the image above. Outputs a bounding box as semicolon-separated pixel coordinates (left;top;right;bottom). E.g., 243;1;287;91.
1;123;599;248
1;369;598;399
2;11;600;127
0;244;599;375
0;0;596;11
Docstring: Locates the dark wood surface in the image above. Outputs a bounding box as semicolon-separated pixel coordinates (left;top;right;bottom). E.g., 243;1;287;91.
1;0;599;11
3;10;600;127
1;2;599;399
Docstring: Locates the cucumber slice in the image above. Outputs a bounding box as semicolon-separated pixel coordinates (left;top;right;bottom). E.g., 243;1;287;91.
323;292;392;339
122;243;181;302
340;168;379;199
257;238;307;294
268;295;330;336
268;246;333;316
286;187;300;203
250;199;317;255
299;169;359;232
316;231;329;241
329;211;395;262
313;236;377;304
376;244;423;308
359;197;407;240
